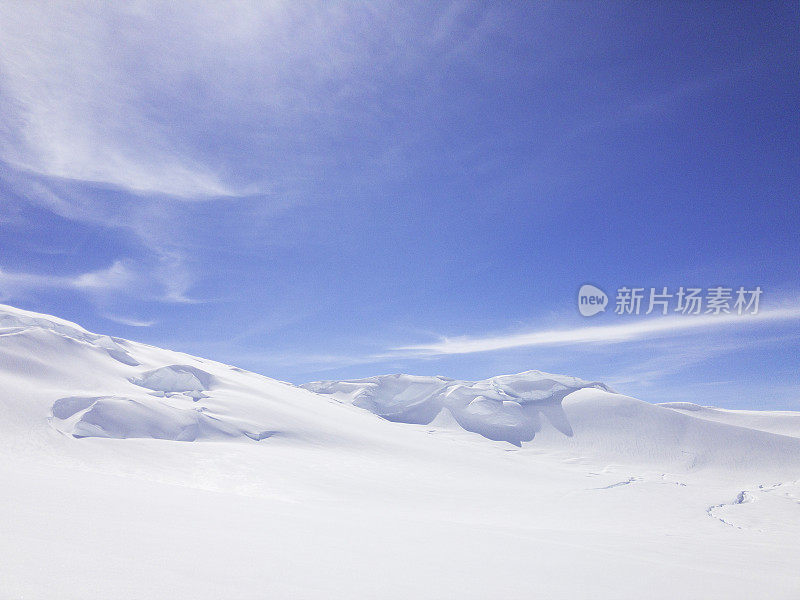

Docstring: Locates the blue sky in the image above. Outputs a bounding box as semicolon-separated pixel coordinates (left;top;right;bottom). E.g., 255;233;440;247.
1;2;798;408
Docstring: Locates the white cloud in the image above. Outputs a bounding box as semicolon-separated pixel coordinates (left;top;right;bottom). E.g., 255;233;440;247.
0;3;250;198
0;260;134;294
70;261;138;291
395;307;800;355
0;2;487;200
0;1;483;312
101;313;156;327
0;259;194;304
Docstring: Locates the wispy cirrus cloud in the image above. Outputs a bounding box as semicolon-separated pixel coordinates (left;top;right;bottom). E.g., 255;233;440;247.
0;260;136;295
394;306;800;356
211;307;800;382
0;2;478;200
100;313;157;328
0;3;237;198
0;259;197;305
0;1;487;313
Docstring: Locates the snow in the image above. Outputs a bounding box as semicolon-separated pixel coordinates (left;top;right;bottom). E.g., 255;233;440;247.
131;364;216;393
303;371;611;445
1;303;799;599
659;401;800;438
305;373;800;474
50;395;264;441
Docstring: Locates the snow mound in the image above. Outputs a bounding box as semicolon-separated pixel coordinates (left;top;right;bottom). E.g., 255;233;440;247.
131;365;216;394
51;395;274;442
303;371;611;445
303;374;455;424
52;396;100;420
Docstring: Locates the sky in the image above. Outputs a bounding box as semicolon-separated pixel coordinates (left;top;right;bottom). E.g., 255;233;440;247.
0;1;798;409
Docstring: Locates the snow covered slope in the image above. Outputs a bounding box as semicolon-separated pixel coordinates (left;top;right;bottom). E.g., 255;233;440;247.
0;303;406;448
1;303;800;600
659;401;800;438
304;372;800;474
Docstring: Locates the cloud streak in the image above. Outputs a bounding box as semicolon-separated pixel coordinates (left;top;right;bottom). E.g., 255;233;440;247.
0;259;198;305
100;313;157;328
0;261;136;294
394;307;800;356
0;1;481;311
0;3;239;198
0;2;474;200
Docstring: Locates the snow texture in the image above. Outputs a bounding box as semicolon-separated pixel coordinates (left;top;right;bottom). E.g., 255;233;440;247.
1;303;799;599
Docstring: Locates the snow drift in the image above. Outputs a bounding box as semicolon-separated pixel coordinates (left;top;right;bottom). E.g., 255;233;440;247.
0;304;392;446
303;371;611;445
305;372;800;473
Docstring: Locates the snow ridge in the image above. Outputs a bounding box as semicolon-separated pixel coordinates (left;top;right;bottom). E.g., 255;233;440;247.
303;372;611;445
